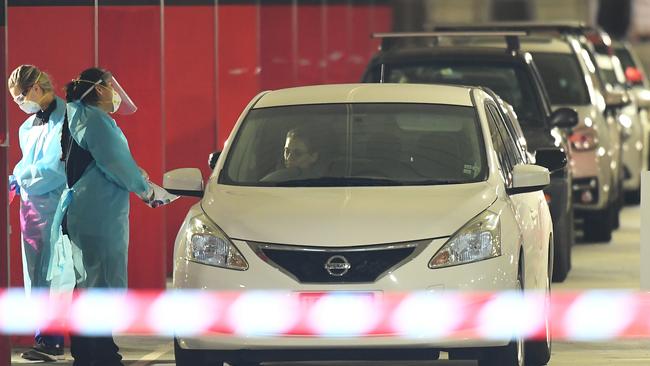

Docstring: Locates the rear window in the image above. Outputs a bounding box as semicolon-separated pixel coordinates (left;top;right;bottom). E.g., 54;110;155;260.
615;48;636;70
531;53;590;106
374;61;546;127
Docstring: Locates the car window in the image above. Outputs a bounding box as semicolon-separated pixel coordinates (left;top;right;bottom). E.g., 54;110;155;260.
498;103;530;164
486;104;514;185
595;54;623;87
532;52;591;105
487;103;523;167
220;103;488;187
380;62;546;127
615;47;636;71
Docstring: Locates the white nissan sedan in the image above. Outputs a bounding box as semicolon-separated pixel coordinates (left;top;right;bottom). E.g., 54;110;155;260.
164;84;559;366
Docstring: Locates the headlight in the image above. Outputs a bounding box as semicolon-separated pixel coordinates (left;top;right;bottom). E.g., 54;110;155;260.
185;213;248;270
569;129;597;151
429;210;501;269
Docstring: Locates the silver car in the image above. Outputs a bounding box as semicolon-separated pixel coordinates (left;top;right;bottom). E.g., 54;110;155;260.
521;36;624;242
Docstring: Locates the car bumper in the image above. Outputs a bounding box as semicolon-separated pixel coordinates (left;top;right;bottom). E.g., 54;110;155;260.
174;238;518;351
622;138;643;191
571;148;610;210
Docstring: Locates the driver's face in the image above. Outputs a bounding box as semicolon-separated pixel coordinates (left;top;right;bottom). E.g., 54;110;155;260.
284;136;317;169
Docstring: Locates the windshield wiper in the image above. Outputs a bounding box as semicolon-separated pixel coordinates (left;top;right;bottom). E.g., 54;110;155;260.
273;176;405;187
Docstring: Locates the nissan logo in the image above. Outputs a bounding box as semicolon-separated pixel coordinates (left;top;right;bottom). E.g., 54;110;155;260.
324;255;351;277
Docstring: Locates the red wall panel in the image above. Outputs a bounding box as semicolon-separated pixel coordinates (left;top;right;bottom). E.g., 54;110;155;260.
259;4;296;90
98;5;165;289
7;6;95;289
297;4;325;86
324;4;350;83
163;5;216;274
349;4;372;82
217;4;260;149
371;4;392;57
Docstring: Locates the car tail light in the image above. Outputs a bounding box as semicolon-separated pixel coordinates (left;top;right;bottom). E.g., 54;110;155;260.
569;130;597;151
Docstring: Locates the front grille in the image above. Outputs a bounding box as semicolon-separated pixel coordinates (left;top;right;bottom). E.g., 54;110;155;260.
249;241;426;284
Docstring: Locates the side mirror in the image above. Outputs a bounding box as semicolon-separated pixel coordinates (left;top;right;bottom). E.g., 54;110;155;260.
534;147;567;172
625;66;644;86
163;168;204;197
549;107;578;128
605;89;630;110
209;151;221;170
506;164;550;195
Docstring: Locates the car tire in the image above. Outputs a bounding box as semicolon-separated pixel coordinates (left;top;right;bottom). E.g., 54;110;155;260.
625;188;641;204
525;240;552;366
174;338;221;366
551;211;571;283
583;205;613;243
612;187;623;229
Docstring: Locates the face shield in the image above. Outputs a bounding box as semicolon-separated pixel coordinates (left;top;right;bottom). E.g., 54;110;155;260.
77;74;137;115
107;76;137;115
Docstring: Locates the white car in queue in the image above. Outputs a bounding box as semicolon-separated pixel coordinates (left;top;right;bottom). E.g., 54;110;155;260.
164;84;560;366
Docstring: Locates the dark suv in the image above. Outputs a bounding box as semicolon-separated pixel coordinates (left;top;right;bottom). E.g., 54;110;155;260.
362;34;577;282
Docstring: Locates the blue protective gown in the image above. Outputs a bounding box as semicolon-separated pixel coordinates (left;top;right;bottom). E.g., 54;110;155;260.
48;101;148;290
11;96;67;294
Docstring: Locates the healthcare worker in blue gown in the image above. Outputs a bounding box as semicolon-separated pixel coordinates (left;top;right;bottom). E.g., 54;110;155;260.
51;67;154;366
7;65;67;362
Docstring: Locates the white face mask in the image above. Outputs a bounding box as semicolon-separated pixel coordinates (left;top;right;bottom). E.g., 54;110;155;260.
111;89;122;114
19;100;41;114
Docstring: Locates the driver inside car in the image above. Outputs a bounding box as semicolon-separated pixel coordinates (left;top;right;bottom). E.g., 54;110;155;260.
262;127;324;182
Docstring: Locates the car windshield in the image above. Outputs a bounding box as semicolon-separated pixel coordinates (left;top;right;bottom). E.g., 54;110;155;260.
531;53;591;106
220;103;487;187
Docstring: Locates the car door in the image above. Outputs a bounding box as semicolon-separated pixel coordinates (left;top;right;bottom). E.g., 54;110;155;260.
486;101;546;289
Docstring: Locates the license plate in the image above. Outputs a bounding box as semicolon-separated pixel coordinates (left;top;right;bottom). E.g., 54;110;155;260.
296;291;379;307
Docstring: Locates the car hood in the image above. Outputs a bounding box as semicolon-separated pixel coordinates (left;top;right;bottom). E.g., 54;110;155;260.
200;181;497;246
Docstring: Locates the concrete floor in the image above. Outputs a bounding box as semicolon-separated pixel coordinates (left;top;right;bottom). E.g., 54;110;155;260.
10;205;648;365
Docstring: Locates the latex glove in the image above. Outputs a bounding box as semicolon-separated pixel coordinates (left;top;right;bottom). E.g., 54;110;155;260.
141;181;179;208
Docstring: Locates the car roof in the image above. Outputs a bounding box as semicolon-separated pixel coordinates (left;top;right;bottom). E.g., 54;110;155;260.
371;46;530;64
520;37;574;54
253;83;476;108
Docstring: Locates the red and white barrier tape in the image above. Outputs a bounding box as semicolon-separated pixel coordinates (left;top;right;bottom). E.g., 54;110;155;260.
0;289;646;341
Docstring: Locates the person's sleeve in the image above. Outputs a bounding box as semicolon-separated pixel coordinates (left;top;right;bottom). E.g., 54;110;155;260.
80;111;149;196
15;123;67;196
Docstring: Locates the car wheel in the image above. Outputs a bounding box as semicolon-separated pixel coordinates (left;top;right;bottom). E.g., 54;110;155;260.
525;240;552;366
612;186;623;229
625;188;641;204
174;338;221;366
583;205;613;243
552;213;570;283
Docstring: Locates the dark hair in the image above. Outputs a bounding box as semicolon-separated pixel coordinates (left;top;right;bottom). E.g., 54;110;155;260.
287;127;322;153
61;67;112;161
64;67;112;105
